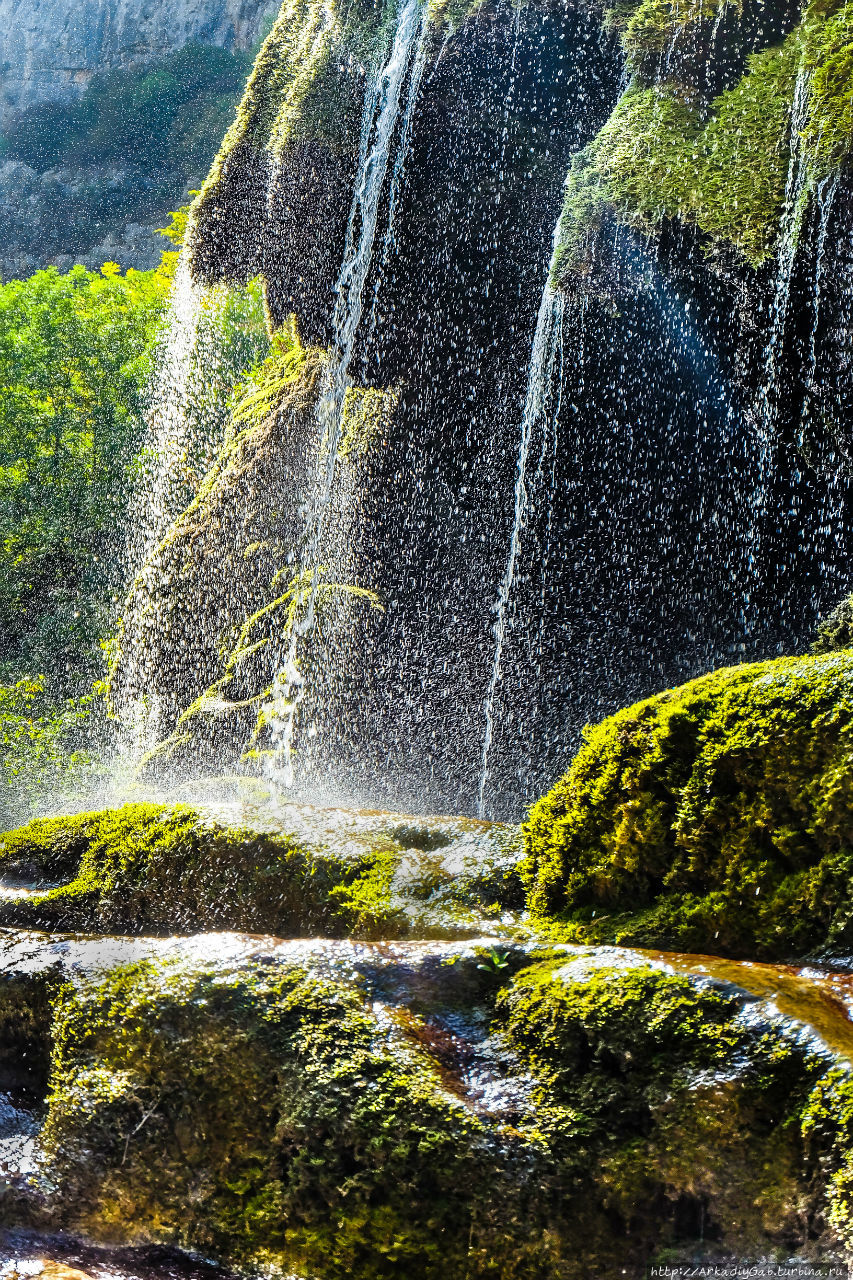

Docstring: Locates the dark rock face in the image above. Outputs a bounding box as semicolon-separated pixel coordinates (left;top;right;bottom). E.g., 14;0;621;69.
148;0;853;819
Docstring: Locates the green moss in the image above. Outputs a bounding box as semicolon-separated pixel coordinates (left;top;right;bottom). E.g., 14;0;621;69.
813;594;853;652
803;0;853;165
523;651;853;958
230;313;316;427
620;0;731;57
7;934;853;1269
39;956;539;1277
802;1069;853;1250
337;385;400;460
0;803;382;935
0;802;522;938
495;959;844;1262
190;0;399;252
553;39;801;282
553;0;853;284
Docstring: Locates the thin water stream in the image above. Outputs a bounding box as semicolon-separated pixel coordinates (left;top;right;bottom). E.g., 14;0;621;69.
477;277;565;816
268;0;428;787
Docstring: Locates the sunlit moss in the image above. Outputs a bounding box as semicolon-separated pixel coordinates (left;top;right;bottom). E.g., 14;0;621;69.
40;957;502;1277
619;0;732;57
813;593;853;651
337;385;400;460
230;313;315;426
553;0;853;285
553;37;801;282
802;0;853;166
0;802;522;938
523;650;853;958
0;803;362;934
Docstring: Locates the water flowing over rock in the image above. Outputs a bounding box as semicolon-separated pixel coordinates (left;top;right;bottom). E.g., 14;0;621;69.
2;798;853;1273
101;0;853;821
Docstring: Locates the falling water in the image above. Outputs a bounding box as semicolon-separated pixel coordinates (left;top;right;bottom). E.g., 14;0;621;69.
745;64;812;608
121;253;214;759
130;254;207;564
805;169;841;403
757;65;812;445
119;244;269;760
267;0;427;787
365;3;430;345
476;273;565;817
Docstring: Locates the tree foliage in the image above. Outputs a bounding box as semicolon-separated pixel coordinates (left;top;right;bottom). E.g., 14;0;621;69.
0;260;170;682
1;45;253;175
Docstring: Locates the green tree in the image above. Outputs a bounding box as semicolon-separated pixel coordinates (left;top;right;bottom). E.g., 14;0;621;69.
2;44;252;174
0;676;104;829
0;260;170;684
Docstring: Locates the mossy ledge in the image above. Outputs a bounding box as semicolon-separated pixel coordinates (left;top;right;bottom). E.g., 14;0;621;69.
552;0;853;286
0;801;522;937
523;650;853;959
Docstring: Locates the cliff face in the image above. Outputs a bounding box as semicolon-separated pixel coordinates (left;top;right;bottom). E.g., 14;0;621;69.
111;0;853;820
0;0;279;128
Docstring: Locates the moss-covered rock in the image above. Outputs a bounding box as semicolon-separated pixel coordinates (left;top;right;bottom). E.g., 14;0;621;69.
813;593;853;652
553;36;801;283
0;800;522;937
108;321;328;758
553;0;853;285
523;651;853;959
13;941;851;1274
497;954;846;1265
108;315;398;771
40;957;509;1277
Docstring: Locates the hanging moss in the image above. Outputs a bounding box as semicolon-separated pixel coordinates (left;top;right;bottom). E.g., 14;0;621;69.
338;385;400;460
552;0;853;287
523;651;853;959
553;34;802;284
618;0;731;59
106;319;328;755
802;0;853;165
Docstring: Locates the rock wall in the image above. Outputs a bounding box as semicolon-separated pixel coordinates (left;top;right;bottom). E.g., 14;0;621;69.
111;0;853;819
0;0;279;128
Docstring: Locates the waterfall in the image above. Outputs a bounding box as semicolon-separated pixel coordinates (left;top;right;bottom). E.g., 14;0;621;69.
121;253;235;757
267;0;428;788
745;64;812;613
365;2;430;345
757;65;811;447
476;274;565;818
130;254;207;566
805;169;840;408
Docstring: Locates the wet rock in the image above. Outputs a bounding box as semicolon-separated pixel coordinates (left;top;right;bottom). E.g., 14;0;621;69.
0;927;852;1273
524;650;853;961
0;800;523;938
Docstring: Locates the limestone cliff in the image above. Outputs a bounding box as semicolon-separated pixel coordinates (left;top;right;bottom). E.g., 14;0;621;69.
0;0;279;128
